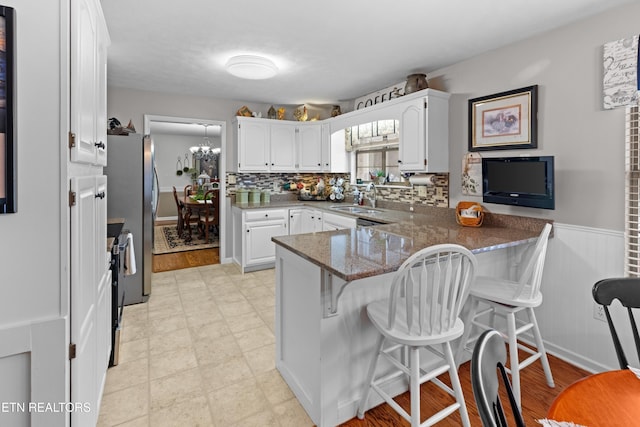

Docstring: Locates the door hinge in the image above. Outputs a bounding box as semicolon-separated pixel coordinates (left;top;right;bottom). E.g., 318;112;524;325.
69;343;77;360
68;132;76;148
69;191;76;207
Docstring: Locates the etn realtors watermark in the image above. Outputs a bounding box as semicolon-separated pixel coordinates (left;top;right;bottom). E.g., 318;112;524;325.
1;402;91;413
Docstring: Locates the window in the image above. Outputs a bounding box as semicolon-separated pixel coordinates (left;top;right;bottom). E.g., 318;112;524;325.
350;119;407;184
355;147;401;183
626;105;639;276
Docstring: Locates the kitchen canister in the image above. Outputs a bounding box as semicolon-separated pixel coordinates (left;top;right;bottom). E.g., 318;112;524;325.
261;190;271;204
249;188;261;204
235;188;248;204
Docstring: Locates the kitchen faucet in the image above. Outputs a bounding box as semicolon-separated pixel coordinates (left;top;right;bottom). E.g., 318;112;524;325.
366;182;377;208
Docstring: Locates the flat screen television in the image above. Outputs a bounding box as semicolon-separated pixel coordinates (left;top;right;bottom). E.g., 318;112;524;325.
482;156;555;210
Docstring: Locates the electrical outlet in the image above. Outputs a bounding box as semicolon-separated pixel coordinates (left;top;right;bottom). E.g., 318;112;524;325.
593;303;607;322
228;175;236;184
436;187;444;198
418;186;427;197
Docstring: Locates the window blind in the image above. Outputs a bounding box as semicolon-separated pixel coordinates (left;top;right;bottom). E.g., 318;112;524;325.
626;104;640;276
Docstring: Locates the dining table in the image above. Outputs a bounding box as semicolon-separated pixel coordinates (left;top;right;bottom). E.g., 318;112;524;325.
546;369;640;426
181;189;218;241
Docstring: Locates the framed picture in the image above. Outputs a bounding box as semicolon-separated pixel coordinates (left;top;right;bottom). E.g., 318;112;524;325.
468;85;538;152
0;5;15;214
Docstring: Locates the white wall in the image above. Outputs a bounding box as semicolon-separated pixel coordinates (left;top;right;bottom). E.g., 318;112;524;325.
0;1;69;425
432;2;639;231
153;133;221;191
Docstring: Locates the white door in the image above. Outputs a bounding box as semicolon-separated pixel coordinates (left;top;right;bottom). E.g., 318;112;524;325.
270;123;297;171
238;120;269;172
70;0;98;164
399;98;426;172
289;209;304;235
298;124;323;171
245;220;287;265
70;176;99;427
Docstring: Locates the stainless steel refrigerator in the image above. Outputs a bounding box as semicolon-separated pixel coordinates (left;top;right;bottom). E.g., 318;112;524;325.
105;134;158;305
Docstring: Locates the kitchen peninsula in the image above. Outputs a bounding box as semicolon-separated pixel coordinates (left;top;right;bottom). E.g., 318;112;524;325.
271;208;548;427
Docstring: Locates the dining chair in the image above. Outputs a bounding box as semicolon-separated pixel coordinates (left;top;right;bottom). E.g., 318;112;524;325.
592;277;640;369
184;184;193;198
172;186;198;237
357;244;477;427
199;189;219;242
472;329;526;427
172;186;185;235
455;223;554;407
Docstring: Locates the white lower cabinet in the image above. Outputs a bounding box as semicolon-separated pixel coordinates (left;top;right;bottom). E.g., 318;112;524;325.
234;207;288;272
289;207;324;234
234;206;358;272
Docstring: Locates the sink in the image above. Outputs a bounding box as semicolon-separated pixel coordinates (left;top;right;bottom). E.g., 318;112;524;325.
330;205;382;215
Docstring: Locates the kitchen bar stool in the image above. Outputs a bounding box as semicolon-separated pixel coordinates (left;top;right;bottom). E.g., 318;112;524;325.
455;223;554;407
357;244;477;427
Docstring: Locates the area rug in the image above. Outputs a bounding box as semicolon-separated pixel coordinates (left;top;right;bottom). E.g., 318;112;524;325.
153;225;219;255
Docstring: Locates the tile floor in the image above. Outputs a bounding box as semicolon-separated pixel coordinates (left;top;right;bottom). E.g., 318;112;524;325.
97;263;314;427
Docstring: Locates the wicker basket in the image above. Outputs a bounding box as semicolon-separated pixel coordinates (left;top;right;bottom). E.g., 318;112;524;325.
456;201;484;227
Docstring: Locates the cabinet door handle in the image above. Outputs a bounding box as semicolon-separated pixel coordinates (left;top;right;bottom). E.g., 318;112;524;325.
95;141;105;149
271;163;274;166
265;214;268;217
398;159;402;163
265;163;268;166
317;163;321;166
95;192;105;199
247;229;250;233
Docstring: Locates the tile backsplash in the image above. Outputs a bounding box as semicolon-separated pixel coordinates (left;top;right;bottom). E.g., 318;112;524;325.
225;172;449;207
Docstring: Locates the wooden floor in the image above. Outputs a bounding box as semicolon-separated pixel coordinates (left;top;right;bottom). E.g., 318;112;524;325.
152;219;220;272
152;247;219;272
340;351;589;426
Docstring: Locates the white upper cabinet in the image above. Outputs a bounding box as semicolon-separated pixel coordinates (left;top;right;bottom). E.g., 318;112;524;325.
270;122;297;171
235;117;327;173
70;0;110;166
398;92;449;172
298;124;323;171
237;118;270;172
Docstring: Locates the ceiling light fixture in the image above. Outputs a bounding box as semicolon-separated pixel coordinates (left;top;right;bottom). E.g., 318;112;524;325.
190;124;218;161
225;55;278;80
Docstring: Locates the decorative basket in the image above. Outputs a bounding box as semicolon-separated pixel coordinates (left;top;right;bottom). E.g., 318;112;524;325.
456;201;484;227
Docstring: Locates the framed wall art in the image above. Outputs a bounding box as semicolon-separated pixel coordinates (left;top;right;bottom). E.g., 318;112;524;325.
468;85;538;152
0;5;14;213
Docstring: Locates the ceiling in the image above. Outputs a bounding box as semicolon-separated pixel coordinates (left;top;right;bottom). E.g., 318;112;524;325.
102;0;633;107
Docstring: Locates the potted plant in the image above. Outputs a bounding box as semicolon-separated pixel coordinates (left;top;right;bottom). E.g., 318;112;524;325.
372;170;386;185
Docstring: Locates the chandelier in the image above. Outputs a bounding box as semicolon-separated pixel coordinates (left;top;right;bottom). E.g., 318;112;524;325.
190;124;220;160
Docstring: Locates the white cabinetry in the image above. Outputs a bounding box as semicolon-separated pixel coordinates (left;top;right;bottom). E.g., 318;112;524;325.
236;117;296;172
289;207;324;234
270;122;297;171
233;207;288;272
398;93;449;172
298;124;323;171
322;212;356;231
70;0;110;166
70;174;110;427
237;118;270;172
235;117;334;172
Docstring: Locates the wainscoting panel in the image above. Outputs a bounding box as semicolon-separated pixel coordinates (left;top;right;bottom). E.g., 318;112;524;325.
538;223;625;372
0;318;67;427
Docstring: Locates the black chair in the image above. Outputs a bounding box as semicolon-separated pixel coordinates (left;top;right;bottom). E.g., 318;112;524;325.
592;277;640;369
471;329;526;427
